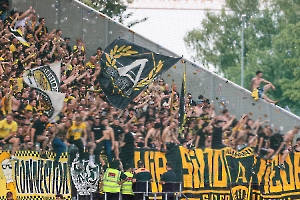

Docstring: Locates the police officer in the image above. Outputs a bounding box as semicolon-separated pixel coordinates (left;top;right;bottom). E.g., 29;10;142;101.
102;160;127;200
132;160;152;200
122;164;134;200
159;162;177;200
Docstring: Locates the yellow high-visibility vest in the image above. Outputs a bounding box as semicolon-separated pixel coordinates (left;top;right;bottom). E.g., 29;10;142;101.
122;172;133;195
103;168;121;193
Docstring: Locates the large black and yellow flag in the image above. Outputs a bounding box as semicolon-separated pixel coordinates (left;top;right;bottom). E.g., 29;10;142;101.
99;39;180;109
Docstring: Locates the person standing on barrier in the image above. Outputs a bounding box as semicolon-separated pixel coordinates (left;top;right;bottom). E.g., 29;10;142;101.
66;116;96;167
103;160;127;200
275;126;300;170
122;164;134;200
132;160;152;200
159;162;177;200
48;119;72;168
93;115;106;166
30;112;49;159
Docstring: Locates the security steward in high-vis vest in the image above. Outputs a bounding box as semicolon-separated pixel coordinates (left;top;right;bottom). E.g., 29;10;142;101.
103;160;127;200
122;164;134;200
133;160;152;200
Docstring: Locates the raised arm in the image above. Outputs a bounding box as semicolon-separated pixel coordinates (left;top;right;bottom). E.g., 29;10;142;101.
222;115;236;131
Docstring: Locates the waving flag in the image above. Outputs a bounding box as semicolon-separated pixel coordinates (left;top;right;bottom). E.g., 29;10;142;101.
23;62;65;121
9;27;29;47
99;39;180;109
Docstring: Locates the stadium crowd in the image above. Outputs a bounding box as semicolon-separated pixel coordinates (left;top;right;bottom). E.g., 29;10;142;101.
0;5;299;177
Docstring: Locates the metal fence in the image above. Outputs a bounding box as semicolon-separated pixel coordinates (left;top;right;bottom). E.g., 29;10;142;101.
11;0;300;133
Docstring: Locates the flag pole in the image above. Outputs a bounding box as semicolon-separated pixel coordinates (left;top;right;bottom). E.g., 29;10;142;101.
169;79;175;119
179;60;187;139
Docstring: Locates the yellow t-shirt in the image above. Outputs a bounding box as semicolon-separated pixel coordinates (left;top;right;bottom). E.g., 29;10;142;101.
67;122;86;140
9;44;16;52
0;119;18;138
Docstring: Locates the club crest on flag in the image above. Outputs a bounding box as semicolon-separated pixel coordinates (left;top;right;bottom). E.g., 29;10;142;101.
23;62;65;121
99;39;180;109
23;65;60;92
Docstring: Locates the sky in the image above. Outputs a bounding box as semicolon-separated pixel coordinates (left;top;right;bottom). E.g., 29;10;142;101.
125;0;223;63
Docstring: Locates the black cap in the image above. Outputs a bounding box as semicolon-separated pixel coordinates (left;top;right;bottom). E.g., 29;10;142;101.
64;37;70;40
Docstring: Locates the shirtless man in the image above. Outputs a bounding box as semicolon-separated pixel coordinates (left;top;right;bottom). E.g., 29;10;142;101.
144;123;162;149
161;121;180;151
275;126;300;170
100;117;114;162
84;116;96;166
11;92;21;112
49;119;71;167
235;125;252;151
193;99;204;117
249;71;277;104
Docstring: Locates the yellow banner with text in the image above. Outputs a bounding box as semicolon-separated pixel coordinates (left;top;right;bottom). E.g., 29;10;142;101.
0;150;71;200
134;146;300;200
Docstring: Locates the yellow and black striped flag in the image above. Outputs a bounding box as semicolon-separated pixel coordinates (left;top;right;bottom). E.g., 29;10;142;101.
9;27;30;47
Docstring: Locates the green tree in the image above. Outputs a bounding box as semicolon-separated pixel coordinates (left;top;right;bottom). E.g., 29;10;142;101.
81;0;147;28
184;0;300;113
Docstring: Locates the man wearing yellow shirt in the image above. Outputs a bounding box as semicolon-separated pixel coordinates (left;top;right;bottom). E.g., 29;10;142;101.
66;116;96;167
0;113;19;159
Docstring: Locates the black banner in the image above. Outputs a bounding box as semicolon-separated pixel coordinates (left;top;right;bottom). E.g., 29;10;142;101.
99;39;180;109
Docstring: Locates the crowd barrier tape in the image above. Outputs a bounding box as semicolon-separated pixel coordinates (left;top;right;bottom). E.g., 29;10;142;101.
1;146;300;199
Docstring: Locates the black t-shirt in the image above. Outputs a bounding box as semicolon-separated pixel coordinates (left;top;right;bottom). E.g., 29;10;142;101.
196;128;207;148
133;168;152;192
269;133;283;151
32;119;47;136
257;132;269;149
111;124;124;140
91;123;106;140
211;126;225;149
122;132;134;151
160;169;177;192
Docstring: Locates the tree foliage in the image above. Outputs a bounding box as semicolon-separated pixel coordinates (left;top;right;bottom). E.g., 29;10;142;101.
81;0;147;28
184;0;300;114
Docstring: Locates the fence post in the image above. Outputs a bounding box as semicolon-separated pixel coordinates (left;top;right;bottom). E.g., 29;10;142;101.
146;181;148;196
179;181;182;197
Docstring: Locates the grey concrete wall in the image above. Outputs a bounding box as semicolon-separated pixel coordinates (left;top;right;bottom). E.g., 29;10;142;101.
12;0;300;134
